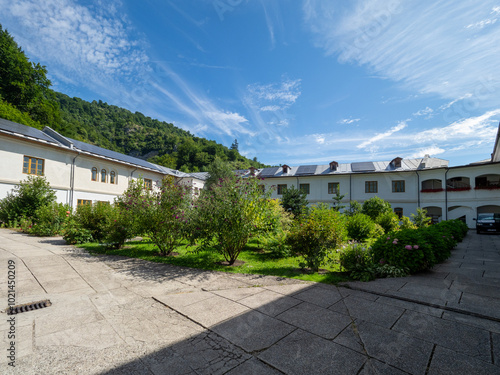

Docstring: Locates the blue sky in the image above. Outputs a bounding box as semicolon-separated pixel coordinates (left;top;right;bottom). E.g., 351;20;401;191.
2;0;500;167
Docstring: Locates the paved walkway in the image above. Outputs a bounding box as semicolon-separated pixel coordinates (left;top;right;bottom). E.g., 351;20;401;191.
1;229;500;374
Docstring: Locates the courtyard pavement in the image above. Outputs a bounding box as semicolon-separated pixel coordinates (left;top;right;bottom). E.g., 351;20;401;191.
1;228;500;374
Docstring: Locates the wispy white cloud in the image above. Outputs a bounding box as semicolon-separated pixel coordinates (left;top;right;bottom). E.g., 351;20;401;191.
338;118;360;125
413;109;500;143
1;0;149;100
303;1;500;106
413;107;434;117
151;63;254;137
408;146;446;158
247;78;302;109
357;121;408;149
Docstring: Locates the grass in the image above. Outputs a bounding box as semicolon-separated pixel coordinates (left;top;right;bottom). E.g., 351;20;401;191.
79;236;351;284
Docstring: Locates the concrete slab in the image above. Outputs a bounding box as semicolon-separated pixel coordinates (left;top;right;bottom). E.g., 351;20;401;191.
237;289;302;317
211;310;296;352
292;285;342;308
339;296;405;328
276;302;352;339
393;310;492;362
427;346;498;375
258;329;366;375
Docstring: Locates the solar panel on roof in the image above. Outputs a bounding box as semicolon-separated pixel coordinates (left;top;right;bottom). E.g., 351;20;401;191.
351;162;375;172
68;138;162;172
259;167;279;177
295;165;317;175
0;119;58;144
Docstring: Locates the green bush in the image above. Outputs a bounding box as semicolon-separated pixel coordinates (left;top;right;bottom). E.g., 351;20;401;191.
371;229;434;273
287;204;347;272
193;176;272;264
260;230;292;258
411;208;432;228
63;218;93;245
375;211;400;233
0;176;56;224
362;196;392;221
346;213;378;241
400;216;417;230
121;177;191;255
280;185;309;217
28;203;71;236
338;241;373;271
75;202;116;242
371;219;467;274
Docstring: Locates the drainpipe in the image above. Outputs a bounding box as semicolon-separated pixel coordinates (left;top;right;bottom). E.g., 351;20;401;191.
130;167;138;181
349;173;352;210
445;168;449;220
70;152;80;209
415;170;421;208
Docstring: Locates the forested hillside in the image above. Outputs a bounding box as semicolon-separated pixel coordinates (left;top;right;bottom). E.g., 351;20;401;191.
0;25;266;172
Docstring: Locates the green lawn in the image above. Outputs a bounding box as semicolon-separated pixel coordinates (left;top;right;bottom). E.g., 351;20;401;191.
79;237;351;284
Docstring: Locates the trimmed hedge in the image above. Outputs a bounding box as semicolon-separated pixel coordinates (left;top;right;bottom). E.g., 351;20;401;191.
371;219;468;274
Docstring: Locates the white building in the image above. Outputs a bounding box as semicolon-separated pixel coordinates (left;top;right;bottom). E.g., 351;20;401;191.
1;118;499;228
0;118;206;208
240;126;500;228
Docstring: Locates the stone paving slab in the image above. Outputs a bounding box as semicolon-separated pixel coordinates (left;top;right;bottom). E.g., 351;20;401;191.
2;229;500;374
258;329;366;375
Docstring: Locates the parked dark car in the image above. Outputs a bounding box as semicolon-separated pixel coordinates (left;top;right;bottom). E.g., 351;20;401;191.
475;213;500;234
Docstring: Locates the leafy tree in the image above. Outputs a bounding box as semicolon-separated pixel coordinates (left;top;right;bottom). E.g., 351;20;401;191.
332;192;346;212
205;157;235;189
0;25;60;125
121;177;192;256
192;176;271;265
411;208;432;228
362;196;392;220
280;185;308;217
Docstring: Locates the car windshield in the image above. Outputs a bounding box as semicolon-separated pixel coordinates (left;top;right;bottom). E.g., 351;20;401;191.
478;213;495;220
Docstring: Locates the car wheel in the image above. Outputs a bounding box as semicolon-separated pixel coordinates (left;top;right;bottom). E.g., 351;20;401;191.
476;229;480;234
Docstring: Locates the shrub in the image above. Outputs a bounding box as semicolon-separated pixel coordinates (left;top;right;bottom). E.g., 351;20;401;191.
75;202;116;242
338;241;373;271
280;185;308;217
260;230;292;258
193;176;271;264
121;177;191;256
347;200;362;216
371;229;435;273
346;213;378;241
411;208;431;228
400;216;417;230
287;204;347;272
375;211;400;233
338;242;409;281
63;218;93;244
28;203;71;236
362;196;392;221
0;176;56;224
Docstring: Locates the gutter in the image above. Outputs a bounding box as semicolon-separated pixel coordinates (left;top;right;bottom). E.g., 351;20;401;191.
415;170;420;207
445;168;449;220
69;151;80;209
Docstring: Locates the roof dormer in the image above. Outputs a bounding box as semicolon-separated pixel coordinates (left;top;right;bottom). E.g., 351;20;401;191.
329;161;338;171
390;157;402;168
282;164;291;174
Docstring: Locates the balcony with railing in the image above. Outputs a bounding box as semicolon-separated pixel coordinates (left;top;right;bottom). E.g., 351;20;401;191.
475;174;500;190
446;177;471;192
421;179;443;193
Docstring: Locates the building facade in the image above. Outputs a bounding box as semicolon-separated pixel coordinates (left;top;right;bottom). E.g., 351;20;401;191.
1;118;499;228
0;119;206;208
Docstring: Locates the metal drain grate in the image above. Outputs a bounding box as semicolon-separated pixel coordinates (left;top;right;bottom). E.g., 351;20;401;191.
7;299;52;315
